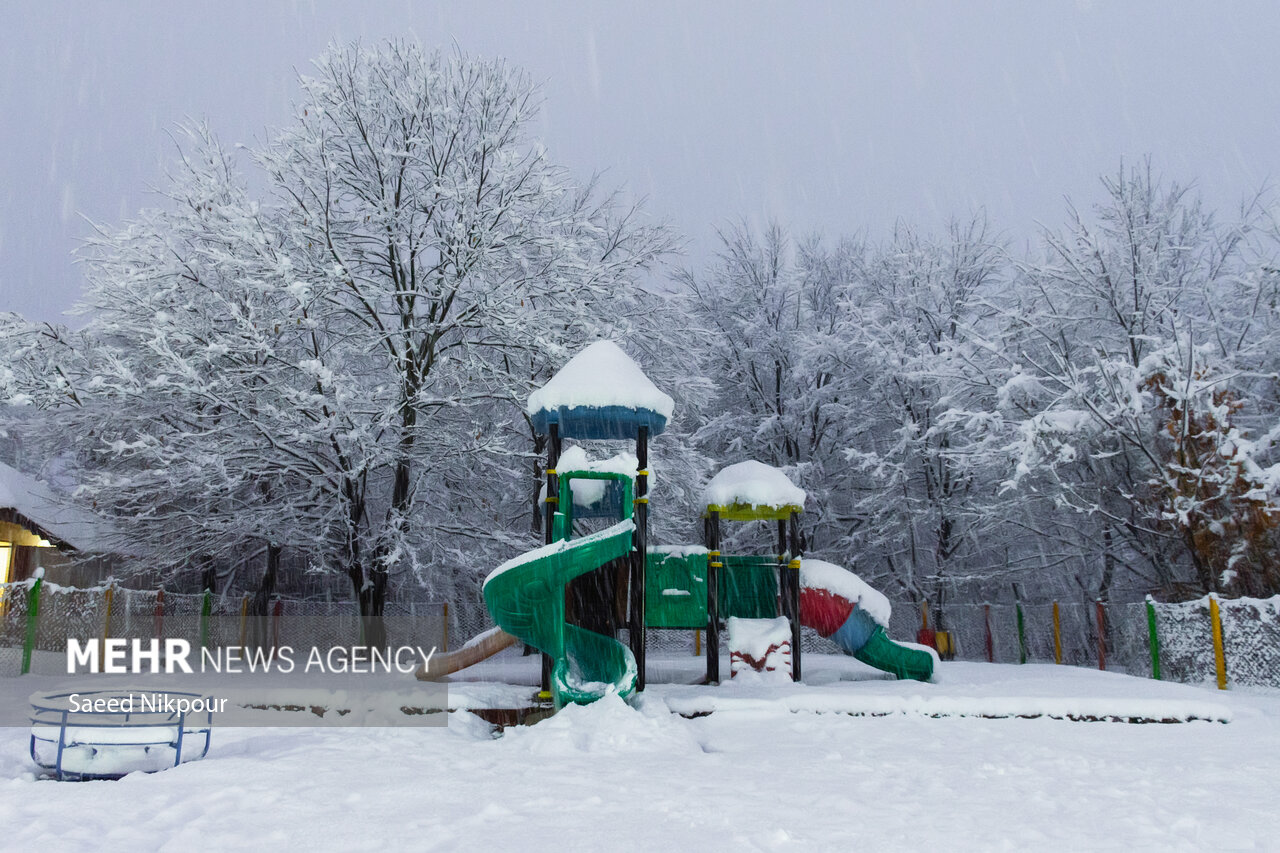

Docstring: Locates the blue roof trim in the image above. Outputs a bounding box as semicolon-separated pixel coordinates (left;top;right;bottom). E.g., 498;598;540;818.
531;404;668;440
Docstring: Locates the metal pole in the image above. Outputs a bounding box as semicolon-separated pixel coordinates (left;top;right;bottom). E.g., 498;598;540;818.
706;511;721;684
787;511;803;682
540;423;560;699
631;426;649;690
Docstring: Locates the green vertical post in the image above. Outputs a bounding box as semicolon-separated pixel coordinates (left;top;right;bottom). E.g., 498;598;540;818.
200;589;212;650
1145;595;1161;680
21;576;43;675
1015;602;1027;664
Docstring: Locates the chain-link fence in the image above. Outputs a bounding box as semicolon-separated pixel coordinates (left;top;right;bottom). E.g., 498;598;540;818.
0;579;446;677
6;574;1278;689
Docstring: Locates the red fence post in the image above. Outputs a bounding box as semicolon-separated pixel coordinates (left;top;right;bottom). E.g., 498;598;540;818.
1095;599;1107;671
983;604;994;663
153;588;165;638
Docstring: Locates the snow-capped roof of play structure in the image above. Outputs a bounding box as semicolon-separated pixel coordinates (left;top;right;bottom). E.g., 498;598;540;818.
0;461;133;554
702;461;806;511
799;558;892;627
527;341;673;440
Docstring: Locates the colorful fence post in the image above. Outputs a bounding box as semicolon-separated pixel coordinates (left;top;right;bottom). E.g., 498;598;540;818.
1052;601;1062;665
99;584;115;674
238;593;250;650
1145;595;1161;680
1015;602;1027;664
154;588;165;638
1095;599;1107;670
1209;594;1227;690
272;599;283;652
21;574;43;675
983;604;994;663
200;589;212;650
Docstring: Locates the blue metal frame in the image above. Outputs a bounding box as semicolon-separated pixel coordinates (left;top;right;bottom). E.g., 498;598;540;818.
29;689;214;781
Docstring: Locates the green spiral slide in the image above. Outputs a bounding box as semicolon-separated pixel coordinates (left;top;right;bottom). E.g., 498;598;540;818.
483;519;637;707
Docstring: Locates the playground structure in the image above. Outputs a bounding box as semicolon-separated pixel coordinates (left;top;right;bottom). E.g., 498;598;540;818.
468;341;934;707
29;689;214;781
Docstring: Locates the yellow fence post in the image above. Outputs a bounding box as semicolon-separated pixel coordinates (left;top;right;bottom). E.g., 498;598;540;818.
239;593;250;650
1209;594;1227;690
694;629;702;657
1052;601;1062;665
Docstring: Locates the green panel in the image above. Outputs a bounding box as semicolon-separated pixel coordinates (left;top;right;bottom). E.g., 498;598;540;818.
720;555;779;619
645;552;708;628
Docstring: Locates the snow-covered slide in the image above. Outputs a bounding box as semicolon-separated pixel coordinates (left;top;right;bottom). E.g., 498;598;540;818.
799;559;936;681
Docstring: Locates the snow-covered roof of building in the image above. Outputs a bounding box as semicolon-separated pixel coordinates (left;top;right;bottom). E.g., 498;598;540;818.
527;341;672;440
0;461;131;554
702;461;805;518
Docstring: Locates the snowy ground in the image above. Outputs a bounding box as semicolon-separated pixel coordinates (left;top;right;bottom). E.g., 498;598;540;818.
2;654;1277;851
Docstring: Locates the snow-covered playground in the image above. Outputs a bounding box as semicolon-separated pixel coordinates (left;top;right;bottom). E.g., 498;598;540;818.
3;654;1277;851
8;11;1280;851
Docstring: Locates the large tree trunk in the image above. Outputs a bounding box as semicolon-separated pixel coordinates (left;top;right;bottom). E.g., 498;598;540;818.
253;543;280;649
349;559;389;649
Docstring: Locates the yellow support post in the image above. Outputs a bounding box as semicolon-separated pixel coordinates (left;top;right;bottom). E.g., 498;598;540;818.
1052;601;1062;665
694;628;701;657
98;585;115;674
1209;594;1227;690
921;600;930;632
239;594;250;650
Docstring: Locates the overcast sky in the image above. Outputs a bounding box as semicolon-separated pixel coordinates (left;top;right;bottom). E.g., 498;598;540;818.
4;1;1280;324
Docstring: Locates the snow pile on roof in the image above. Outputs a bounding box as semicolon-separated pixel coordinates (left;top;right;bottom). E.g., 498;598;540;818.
702;461;806;510
799;558;891;626
648;544;709;559
527;341;674;418
0;461;131;554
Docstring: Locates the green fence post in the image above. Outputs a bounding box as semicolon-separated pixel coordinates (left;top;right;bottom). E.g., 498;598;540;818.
1145;595;1161;680
21;575;43;675
200;589;212;650
1015;602;1027;664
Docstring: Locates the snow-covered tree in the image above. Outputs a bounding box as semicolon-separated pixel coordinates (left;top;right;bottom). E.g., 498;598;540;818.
1002;162;1280;597
9;42;673;642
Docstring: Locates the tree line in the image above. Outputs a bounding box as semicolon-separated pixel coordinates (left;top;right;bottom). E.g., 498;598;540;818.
2;42;1278;640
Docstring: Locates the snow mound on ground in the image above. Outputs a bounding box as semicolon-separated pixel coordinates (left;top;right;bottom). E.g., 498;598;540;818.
800;558;892;626
527;340;674;418
497;693;702;756
702;460;806;510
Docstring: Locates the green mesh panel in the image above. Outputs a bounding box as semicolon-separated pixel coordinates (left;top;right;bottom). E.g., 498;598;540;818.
645;552;708;628
720;555;780;619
